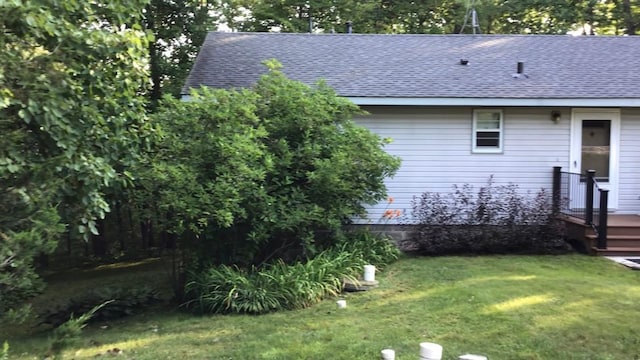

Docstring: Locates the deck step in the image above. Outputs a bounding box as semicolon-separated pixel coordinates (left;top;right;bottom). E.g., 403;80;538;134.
561;215;640;256
586;235;640;247
586;235;640;240
592;246;640;256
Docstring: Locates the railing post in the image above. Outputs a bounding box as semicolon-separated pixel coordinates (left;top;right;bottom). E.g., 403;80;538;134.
552;166;561;216
585;170;595;225
597;189;609;249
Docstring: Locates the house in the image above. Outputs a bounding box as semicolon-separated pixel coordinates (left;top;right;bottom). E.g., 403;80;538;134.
182;32;640;255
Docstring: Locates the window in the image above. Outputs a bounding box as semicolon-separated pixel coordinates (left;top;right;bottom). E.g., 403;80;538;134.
473;109;503;153
580;119;610;181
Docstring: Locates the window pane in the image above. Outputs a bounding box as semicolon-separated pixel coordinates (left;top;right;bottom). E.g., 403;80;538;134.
581;120;610;180
476;119;500;129
476;132;500;147
477;111;501;121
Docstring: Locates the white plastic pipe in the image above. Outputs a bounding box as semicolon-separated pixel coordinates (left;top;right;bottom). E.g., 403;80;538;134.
459;354;487;360
364;264;376;281
381;348;395;360
419;342;443;360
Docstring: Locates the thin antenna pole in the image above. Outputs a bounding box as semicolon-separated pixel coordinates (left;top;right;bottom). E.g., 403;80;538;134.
459;0;480;34
472;8;478;34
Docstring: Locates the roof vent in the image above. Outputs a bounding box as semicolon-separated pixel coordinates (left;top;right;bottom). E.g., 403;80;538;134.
460;59;469;65
345;21;352;34
512;61;529;78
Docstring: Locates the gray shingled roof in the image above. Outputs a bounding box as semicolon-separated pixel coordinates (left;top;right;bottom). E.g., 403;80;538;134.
183;32;640;100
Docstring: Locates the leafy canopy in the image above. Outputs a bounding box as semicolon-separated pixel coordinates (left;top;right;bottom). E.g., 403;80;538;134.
219;0;639;35
0;0;153;318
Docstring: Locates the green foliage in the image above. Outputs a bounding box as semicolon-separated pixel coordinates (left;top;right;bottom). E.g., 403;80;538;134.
0;0;153;315
0;0;153;231
336;229;401;270
401;177;570;255
39;286;162;328
184;230;399;314
132;86;268;237
225;64;400;264
48;300;112;356
136;62;399;267
183;252;356;314
0;198;63;321
1;341;7;360
220;0;639;35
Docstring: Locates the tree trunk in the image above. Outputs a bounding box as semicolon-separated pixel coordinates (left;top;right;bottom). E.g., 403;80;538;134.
115;200;125;251
91;219;108;258
146;3;163;107
140;218;154;249
66;229;72;255
171;248;186;302
622;0;637;35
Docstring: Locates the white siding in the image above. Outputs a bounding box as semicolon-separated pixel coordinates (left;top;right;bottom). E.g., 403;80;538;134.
354;106;572;223
618;108;640;213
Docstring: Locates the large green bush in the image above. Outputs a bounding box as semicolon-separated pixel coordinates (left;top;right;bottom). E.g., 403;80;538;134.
400;177;569;255
136;61;400;268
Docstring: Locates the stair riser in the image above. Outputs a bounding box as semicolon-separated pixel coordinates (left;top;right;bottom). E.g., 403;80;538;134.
594;249;640;256
583;226;640;236
606;239;640;247
604;227;640;236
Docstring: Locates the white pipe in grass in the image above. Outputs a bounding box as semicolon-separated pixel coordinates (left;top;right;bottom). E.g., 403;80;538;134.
419;342;443;360
364;264;376;281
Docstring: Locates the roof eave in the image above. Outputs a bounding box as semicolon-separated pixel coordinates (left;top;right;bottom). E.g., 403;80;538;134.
347;97;640;107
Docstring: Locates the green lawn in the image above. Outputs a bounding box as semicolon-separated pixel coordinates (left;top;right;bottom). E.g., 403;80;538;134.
4;255;640;359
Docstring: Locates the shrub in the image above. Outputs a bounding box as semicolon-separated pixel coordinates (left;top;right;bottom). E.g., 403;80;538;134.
134;61;400;270
399;177;569;255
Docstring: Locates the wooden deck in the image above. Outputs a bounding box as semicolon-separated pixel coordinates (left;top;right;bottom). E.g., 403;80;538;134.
561;214;640;256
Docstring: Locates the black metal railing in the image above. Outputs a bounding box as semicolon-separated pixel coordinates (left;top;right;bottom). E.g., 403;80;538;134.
552;167;609;249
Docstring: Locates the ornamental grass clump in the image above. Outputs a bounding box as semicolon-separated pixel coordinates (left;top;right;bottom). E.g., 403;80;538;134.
183;229;399;314
183;255;352;314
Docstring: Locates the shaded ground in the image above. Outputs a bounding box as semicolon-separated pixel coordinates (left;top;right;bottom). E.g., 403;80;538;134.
1;257;175;339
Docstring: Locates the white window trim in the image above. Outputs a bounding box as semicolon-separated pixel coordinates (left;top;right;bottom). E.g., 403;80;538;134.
472;109;504;154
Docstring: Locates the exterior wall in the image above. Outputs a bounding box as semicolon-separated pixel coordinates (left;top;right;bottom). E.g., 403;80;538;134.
354;106;572;224
618;108;640;214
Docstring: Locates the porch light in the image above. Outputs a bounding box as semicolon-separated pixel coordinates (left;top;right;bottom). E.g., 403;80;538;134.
551;111;561;123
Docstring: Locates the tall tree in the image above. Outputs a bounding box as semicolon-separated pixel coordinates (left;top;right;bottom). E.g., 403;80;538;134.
144;0;218;105
218;0;638;35
0;0;153;318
